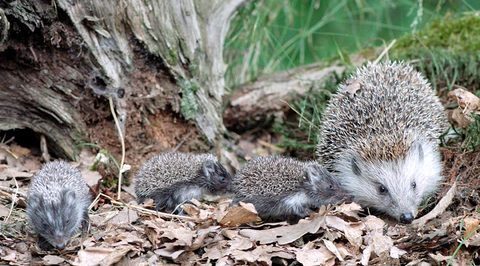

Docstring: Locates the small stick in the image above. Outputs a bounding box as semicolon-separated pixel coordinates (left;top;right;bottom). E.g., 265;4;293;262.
96;193;200;222
108;97;126;200
5;177;19;223
0;185;27;198
373;39;397;64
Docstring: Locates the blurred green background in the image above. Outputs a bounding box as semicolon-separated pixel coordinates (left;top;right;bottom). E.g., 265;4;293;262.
224;0;480;88
224;0;480;157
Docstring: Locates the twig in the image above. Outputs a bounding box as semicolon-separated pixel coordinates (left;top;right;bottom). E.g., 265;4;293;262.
0;185;27;198
95;193;200;221
413;182;457;226
5;177;19;223
173;131;193;152
108;97;126;200
373;39;397;64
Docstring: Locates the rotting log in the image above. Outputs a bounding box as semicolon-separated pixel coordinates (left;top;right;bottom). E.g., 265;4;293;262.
223;63;346;131
0;0;247;159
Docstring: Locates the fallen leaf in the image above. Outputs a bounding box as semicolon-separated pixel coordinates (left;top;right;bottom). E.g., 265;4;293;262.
73;247;130;266
240;209;326;245
154;249;185;260
429;252;453;263
42;255;65;265
323;239;344;261
108;208;139;225
0;204;9;217
463;217;479;238
448;88;480;110
413;182;457;226
0;250;16;262
325;215;364;248
81;169;103;187
448;88;480;128
219;202;261;227
342;78;362;96
296;242;335;266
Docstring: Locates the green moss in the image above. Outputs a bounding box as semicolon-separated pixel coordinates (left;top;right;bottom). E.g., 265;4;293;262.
391;14;480;91
179;79;199;120
393;14;480;53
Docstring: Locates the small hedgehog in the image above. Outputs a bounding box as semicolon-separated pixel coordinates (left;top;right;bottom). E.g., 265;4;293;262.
134;152;232;212
27;161;91;249
316;61;449;223
232;156;349;222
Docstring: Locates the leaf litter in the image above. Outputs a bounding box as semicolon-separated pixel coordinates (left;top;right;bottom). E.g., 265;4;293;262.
0;138;479;265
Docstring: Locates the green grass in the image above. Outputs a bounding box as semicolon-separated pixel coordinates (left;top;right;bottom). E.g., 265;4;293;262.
225;0;480;89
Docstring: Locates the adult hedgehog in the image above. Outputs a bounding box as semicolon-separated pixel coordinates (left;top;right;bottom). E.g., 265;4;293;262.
316;61;449;223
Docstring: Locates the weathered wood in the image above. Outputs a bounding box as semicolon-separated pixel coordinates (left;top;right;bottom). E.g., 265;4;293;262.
57;0;247;142
0;0;247;159
223;63;345;130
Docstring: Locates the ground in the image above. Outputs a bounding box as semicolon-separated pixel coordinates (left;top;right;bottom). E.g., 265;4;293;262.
1;89;480;265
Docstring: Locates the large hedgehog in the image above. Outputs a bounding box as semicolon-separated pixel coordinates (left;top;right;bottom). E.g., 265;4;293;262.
232;156;349;222
316;61;449;223
134;152;232;212
27;161;91;249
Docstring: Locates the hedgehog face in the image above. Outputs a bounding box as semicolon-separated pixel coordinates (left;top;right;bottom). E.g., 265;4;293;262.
336;140;443;223
304;163;350;206
200;160;233;193
27;189;84;249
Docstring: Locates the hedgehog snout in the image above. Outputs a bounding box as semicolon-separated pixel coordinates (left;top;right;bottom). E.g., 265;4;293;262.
399;212;414;224
51;232;68;249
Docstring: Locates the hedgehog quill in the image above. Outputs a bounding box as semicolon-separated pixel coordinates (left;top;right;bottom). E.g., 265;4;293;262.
27;161;91;249
316;61;449;223
232;156;350;223
134;152;232;212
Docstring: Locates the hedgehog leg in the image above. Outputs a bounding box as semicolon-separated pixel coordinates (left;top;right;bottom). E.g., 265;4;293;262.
37;235;54;251
81;210;90;234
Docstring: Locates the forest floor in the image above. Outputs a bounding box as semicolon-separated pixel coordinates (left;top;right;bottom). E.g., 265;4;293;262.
1;87;480;266
1;130;480;265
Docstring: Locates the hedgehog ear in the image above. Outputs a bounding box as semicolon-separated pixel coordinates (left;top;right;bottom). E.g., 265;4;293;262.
350;154;362;176
61;189;76;206
305;164;326;185
202;160;217;179
411;140;424;162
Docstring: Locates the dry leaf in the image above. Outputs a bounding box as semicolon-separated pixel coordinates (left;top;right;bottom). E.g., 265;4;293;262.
73;247;130;266
448;88;480;110
343;78;362;96
325;215;364;248
240;210;326;245
296;242;336;266
448;88;480;128
463;217;479;238
0;204;9;217
108;208;139;225
219;202;261;227
413;182;456;226
154;249;185;260
81;169;102;187
323;239;344;261
0;250;16;262
42;255;65;265
429;252;453;263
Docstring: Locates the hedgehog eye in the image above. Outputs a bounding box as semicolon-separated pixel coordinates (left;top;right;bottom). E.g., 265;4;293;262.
378;185;388;194
411;182;416;189
329;184;334;190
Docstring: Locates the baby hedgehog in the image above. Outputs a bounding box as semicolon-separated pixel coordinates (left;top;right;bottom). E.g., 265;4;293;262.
232;156;349;223
134;152;232;212
27;161;91;249
316;61;449;223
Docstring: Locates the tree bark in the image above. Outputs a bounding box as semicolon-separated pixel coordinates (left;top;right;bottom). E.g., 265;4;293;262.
0;0;246;159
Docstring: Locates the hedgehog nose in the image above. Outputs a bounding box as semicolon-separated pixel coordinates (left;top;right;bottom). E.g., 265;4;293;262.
400;212;414;224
